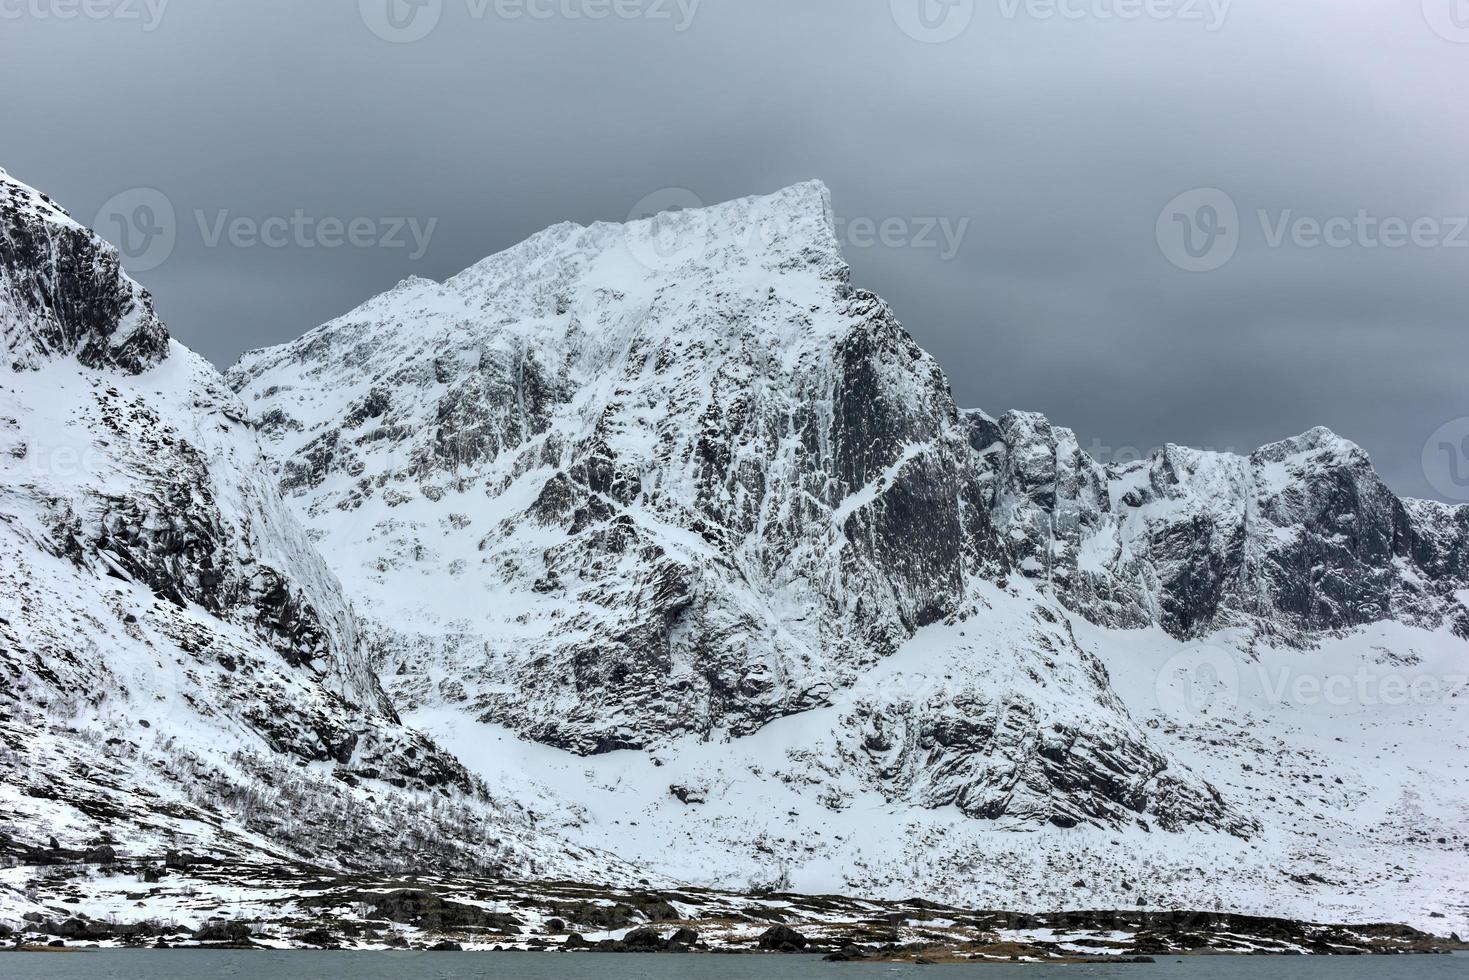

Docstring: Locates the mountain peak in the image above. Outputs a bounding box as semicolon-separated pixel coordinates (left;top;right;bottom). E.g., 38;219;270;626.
0;167;83;233
2;165;170;374
439;180;840;298
1253;426;1366;466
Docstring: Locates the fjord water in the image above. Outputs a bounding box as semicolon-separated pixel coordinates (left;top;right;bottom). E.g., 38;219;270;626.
2;953;1466;979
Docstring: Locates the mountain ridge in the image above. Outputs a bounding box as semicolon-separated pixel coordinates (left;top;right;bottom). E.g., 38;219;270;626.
0;165;622;883
3;169;1465;938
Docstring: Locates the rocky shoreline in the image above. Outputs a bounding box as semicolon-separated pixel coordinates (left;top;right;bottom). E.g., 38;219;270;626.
1;854;1462;962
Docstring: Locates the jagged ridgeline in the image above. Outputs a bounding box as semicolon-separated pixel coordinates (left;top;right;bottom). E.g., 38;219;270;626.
232;178;1459;837
4;169;1466;932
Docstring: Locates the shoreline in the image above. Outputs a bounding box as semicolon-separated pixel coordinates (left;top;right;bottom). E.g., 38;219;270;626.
3;946;1466;962
3;856;1464;963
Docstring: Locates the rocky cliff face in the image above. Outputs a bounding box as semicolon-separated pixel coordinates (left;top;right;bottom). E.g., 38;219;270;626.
0;167;603;878
229;184;1008;751
6;171;1465;930
1;173;168;375
229;182;1256;834
976;412;1469;641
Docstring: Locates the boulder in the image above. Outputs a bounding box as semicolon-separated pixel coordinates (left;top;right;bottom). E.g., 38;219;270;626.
758;925;809;951
621;927;666;950
54;918;114;941
368;889;522;934
193;920;252;945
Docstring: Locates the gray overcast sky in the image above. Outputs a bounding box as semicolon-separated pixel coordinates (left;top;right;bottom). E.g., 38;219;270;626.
3;0;1466;499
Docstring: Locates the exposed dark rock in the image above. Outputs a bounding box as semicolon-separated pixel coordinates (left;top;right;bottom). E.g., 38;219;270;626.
758;924;809;951
193;920;253;945
0;173;169;375
620;927;667;950
53;918;113;941
981;415;1469;642
364;889;522;934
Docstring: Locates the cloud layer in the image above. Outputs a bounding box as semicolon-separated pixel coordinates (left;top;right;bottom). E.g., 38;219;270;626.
3;0;1465;498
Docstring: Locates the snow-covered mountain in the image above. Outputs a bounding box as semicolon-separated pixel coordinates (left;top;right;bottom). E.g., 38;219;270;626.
227;181;1250;835
0;167;609;880
3;170;1465;938
228;180;1468;930
979;411;1469;640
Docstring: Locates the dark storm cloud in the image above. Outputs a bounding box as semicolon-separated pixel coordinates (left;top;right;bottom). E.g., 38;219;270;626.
2;0;1465;498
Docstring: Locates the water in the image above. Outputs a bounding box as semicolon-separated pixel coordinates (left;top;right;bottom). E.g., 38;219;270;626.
0;952;1465;980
